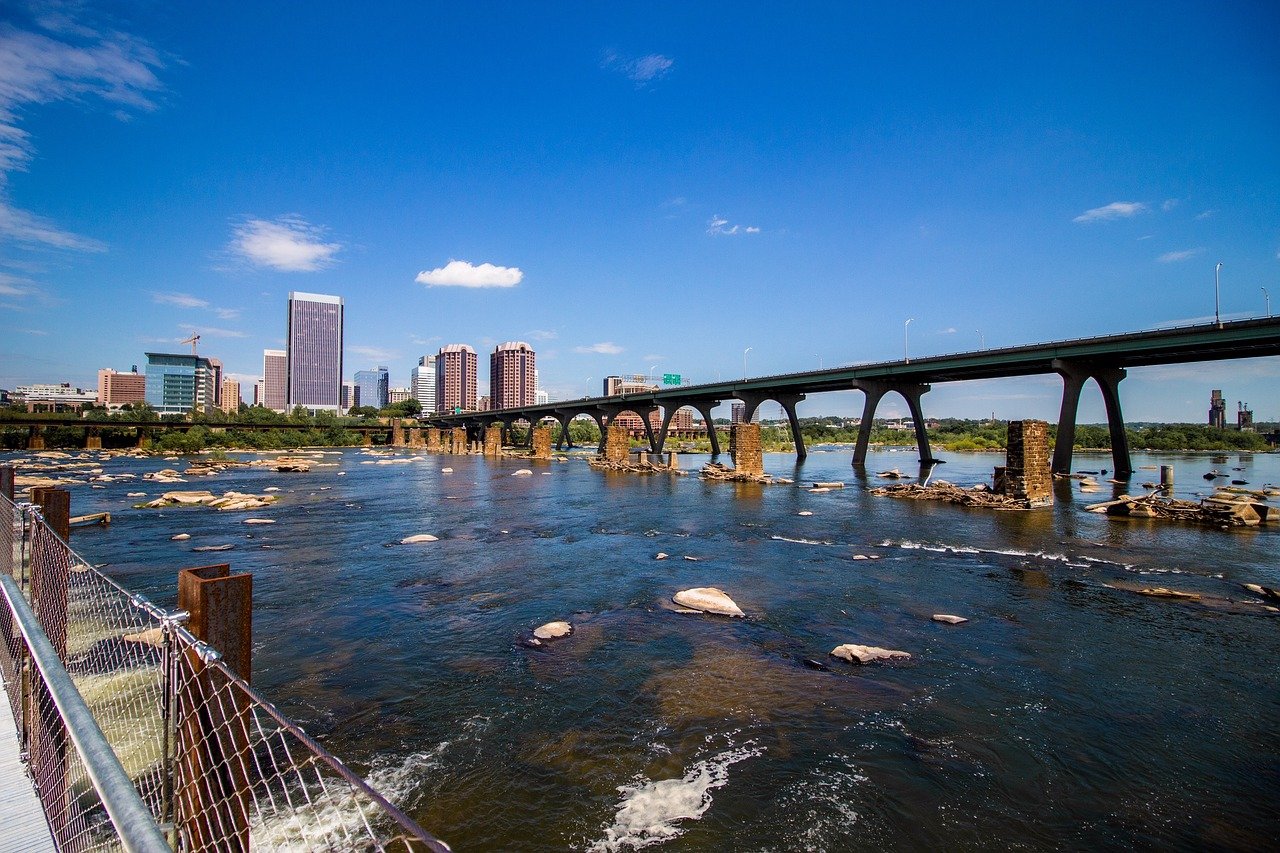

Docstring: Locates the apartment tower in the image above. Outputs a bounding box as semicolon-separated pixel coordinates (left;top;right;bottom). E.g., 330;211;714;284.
489;341;536;410
286;292;343;413
262;349;288;412
411;355;437;412
435;344;477;414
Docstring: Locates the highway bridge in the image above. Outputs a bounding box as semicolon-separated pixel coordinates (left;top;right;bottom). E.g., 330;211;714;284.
420;317;1280;478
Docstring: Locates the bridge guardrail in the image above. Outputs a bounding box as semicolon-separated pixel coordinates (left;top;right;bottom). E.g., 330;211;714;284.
0;491;450;851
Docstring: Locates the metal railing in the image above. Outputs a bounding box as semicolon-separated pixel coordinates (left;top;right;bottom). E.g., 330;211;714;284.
0;490;450;851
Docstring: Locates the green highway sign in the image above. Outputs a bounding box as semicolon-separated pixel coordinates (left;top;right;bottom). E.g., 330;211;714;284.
662;373;681;385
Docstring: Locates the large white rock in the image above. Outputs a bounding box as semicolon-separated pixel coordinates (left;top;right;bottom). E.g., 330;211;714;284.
401;534;439;544
243;518;276;525
932;614;968;625
672;587;745;618
533;621;573;640
512;469;533;476
170;533;191;541
830;644;911;665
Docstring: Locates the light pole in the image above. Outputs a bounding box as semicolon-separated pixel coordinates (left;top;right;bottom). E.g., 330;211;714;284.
904;318;914;363
815;353;823;370
586;377;592;398
977;329;985;350
1264;287;1271;318
1214;262;1223;329
743;347;752;379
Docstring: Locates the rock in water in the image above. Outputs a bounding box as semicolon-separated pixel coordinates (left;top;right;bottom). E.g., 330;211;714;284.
243;518;276;525
932;614;968;624
512;469;533;476
401;534;439;544
672;587;745;618
441;467;453;473
170;533;190;541
830;644;911;664
192;544;235;552
533;621;573;640
655;552;669;560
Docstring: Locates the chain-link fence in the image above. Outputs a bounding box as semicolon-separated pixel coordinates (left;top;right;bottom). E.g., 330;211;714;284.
0;488;449;851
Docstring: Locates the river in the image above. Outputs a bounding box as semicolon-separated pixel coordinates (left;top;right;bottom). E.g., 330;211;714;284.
16;445;1280;851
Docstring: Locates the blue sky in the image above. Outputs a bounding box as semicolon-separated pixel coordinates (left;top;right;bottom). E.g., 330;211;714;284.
2;1;1278;422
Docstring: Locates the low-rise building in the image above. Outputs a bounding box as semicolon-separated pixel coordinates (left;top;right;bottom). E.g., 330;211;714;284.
97;367;147;407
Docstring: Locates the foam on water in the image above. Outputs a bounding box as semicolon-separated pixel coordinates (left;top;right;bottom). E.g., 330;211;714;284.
587;742;763;851
770;535;834;546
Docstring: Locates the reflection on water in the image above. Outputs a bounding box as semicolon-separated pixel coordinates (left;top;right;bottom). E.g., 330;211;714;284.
22;446;1280;851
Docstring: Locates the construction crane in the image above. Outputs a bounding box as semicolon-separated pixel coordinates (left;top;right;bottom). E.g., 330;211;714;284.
180;333;200;355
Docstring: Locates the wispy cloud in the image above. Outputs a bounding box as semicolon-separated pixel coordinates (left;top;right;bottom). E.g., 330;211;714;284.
642;354;666;362
19;328;47;335
0;271;34;296
1157;248;1203;263
526;329;558;341
574;342;624;355
416;259;523;288
0;200;106;251
213;306;240;320
152;291;209;309
1072;201;1148;223
938;327;957;334
1162;199;1179;212
178;323;245;339
1194;209;1215;220
349;345;397;362
229;215;341;271
0;15;162;250
410;335;441;347
601;50;674;85
707;215;761;236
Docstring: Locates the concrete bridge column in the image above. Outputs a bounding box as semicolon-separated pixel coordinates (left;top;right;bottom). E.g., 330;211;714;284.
28;425;45;450
135;428;148;448
532;426;552;459
553;412;575;450
484;425;502;457
1051;360;1131;478
687;401;722;456
85;426;103;450
361;431;373;447
851;382;889;466
654;407;679;455
898;385;936;465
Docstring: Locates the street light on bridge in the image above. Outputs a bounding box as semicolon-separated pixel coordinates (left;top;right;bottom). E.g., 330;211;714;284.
977;329;985;350
1215;262;1223;329
1264;287;1271;318
586;377;592;398
743;347;752;379
904;318;914;363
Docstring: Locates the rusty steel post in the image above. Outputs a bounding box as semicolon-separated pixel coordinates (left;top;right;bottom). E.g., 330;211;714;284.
174;564;253;852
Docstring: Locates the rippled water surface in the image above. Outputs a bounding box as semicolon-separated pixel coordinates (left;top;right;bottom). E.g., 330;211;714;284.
20;446;1280;851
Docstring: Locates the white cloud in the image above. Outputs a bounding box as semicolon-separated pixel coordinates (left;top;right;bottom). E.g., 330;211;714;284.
526;329;558;341
230;215;341;271
415;259;523;288
0;16;162;251
642;354;666;362
574;342;624;355
1157;248;1203;263
177;323;246;339
214;306;240;320
19;328;47;335
152;291;209;309
349;345;397;362
1195;209;1215;220
601;51;673;85
938;327;957;334
0;200;105;250
1072;201;1149;223
708;215;760;236
1162;199;1179;212
0;271;33;296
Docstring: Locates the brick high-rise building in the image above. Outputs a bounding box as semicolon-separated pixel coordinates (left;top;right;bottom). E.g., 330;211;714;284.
220;378;241;414
286;291;343;413
435;344;477;413
489;341;536;410
263;349;287;412
96;367;146;407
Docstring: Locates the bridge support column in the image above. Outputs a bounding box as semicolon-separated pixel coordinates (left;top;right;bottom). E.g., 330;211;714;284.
136;428;148;449
690;401;722;456
85;426;102;450
554;413;574;450
851;382;934;465
655;407;678;455
733;392;808;459
1051;360;1131;479
27;425;45;450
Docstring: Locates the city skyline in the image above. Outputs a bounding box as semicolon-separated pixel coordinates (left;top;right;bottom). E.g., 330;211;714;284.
1;3;1277;422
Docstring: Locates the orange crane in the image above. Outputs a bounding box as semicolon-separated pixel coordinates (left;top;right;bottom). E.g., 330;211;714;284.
180;333;200;355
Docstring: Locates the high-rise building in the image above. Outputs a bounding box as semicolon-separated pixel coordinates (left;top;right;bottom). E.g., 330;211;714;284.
97;367;146;407
254;379;265;407
341;381;355;411
355;366;390;410
533;368;549;405
207;357;224;410
410;355;437;412
489;341;536;410
263;349;287;412
286;292;343;413
730;402;755;424
220;378;241;414
145;352;215;415
435;344;477;413
387;387;411;405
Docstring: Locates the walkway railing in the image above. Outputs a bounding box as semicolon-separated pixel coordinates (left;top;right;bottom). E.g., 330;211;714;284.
0;489;450;851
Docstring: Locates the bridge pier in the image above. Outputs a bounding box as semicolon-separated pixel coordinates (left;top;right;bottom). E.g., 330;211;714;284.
851;381;935;465
1051;359;1132;478
27;425;45;450
85;426;102;450
552;411;575;450
735;391;808;460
